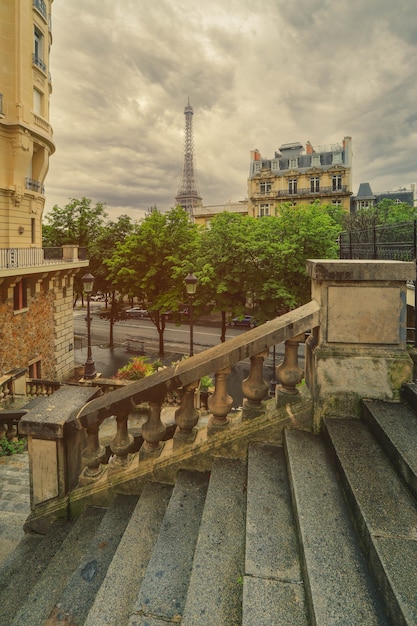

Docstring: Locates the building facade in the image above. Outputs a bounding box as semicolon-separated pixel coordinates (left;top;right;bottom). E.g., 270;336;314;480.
0;0;88;381
193;200;248;226
352;182;417;211
247;137;353;218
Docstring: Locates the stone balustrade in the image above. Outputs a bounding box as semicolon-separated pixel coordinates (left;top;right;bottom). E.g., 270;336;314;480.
19;260;415;522
26;379;61;398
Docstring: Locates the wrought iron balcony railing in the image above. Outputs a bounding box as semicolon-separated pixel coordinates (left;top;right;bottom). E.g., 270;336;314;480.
33;0;47;20
276;185;348;197
25;178;45;195
0;247;87;269
32;53;46;74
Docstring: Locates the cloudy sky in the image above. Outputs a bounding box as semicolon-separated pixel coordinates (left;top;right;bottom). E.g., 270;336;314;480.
46;0;417;221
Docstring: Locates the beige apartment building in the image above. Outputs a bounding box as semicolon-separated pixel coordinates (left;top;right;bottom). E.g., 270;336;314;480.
247;137;353;218
0;0;88;382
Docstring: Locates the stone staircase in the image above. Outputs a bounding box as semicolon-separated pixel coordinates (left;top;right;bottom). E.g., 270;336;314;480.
2;389;417;625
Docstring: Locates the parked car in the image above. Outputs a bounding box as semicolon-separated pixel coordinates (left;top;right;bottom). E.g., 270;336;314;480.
231;315;257;328
126;307;149;318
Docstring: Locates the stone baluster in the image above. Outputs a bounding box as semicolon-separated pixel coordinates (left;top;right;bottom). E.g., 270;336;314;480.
110;412;134;469
81;422;107;481
242;351;269;419
208;367;233;434
140;400;166;457
276;333;304;398
5;418;17;441
174;381;199;445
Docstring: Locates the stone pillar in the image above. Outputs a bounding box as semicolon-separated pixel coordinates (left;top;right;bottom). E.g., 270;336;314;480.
306;260;415;429
242;351;269;419
18;386;97;517
207;367;233;434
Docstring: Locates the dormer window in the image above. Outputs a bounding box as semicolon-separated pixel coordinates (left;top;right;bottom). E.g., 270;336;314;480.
332;152;343;164
271;160;279;170
311;154;320;166
253;162;261;173
289;157;298;168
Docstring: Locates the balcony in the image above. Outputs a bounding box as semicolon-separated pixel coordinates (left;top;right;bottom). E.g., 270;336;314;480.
33;0;47;21
0;246;87;270
25;177;45;195
32;53;46;74
276;185;348;198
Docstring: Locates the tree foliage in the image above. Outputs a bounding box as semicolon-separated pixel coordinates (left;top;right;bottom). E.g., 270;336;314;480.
105;206;199;355
42;197;108;248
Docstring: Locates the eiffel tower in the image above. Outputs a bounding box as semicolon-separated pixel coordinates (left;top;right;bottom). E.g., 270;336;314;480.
175;99;202;219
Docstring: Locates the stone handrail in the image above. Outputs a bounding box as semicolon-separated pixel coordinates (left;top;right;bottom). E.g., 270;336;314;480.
70;302;318;483
75;300;319;429
20;259;415;521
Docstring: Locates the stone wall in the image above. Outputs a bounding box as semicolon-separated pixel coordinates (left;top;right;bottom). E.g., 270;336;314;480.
0;271;77;380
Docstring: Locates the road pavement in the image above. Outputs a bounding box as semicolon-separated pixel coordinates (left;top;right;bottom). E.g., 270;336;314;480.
73;303;304;407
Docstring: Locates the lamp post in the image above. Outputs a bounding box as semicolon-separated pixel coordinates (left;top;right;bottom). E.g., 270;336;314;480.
184;272;198;357
82;272;96;379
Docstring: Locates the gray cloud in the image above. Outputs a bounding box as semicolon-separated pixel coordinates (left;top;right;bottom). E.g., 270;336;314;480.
45;0;417;221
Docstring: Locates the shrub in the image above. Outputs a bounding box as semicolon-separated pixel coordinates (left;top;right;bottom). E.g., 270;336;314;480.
0;436;27;456
115;357;153;381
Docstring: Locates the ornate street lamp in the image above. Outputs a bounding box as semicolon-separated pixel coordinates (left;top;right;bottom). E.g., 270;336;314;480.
82;272;97;379
184;272;198;357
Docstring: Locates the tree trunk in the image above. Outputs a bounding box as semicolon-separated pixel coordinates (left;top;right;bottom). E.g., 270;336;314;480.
109;291;116;348
221;311;227;343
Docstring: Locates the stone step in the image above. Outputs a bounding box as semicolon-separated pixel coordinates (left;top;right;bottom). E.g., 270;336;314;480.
0;518;75;625
401;381;417;413
129;470;210;625
181;458;247;626
44;495;139;625
362;399;417;500
11;505;106;626
85;482;173;626
243;443;308;626
323;418;417;625
284;428;388;625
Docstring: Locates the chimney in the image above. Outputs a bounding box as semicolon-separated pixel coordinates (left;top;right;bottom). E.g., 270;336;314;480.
251;149;261;161
306;141;314;155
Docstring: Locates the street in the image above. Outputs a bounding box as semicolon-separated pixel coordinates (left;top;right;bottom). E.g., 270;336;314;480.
73;302;252;352
73;303;304;407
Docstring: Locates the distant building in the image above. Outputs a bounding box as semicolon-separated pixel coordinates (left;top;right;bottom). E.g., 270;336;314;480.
351;182;417;211
0;0;88;381
247;137;353;217
193;200;248;226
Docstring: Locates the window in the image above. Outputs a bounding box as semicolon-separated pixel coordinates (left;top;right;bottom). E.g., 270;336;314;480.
33;27;46;72
14;279;28;311
288;178;298;194
332;199;342;206
31;218;36;243
332;152;343;164
289;157;298;168
28;359;42;379
310;176;320;193
357;200;370;210
260;181;271;194
311;154;320;166
33;88;42;115
259;204;270;217
332;174;342;191
271;160;279;170
253;162;261;173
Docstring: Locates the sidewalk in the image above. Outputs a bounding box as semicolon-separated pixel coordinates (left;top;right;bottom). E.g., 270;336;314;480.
0;452;30;564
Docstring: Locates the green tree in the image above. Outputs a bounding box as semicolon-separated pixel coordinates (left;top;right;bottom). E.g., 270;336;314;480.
106;206;199;356
199;213;253;341
250;203;341;313
42;197;107;247
43;197;108;302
